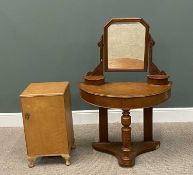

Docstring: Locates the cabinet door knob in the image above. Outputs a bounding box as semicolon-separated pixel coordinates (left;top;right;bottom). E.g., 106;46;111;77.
25;112;30;120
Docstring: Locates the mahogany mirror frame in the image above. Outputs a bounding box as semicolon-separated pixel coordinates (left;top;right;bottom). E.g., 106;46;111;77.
104;18;150;72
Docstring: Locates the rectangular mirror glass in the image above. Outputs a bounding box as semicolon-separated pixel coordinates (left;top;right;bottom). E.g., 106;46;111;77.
104;19;148;71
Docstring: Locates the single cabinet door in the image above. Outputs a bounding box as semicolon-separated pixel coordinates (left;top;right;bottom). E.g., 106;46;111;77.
21;96;68;156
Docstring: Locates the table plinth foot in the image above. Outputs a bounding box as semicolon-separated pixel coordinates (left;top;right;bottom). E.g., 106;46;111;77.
92;141;160;167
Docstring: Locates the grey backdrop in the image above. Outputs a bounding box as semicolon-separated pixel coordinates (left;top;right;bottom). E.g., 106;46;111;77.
0;0;193;112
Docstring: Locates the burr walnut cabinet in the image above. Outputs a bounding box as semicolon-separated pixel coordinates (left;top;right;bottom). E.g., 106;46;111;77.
20;82;74;167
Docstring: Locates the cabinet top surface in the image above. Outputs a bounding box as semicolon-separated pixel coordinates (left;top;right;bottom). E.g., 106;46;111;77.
20;82;69;97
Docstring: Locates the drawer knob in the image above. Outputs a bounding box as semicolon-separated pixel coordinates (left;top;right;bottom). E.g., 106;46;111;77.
25;112;30;120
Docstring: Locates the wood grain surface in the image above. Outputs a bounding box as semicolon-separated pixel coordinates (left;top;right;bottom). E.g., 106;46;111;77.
80;82;171;98
20;82;74;167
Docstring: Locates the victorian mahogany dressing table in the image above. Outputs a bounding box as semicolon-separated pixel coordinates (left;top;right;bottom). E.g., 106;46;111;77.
79;18;171;167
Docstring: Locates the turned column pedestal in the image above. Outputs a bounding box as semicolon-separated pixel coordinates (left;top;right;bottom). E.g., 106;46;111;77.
92;107;160;167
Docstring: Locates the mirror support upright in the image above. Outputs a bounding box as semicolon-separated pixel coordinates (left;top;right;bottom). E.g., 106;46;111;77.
84;35;105;85
147;35;170;85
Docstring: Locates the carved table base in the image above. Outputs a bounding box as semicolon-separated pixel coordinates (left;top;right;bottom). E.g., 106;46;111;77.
93;141;160;167
93;108;160;167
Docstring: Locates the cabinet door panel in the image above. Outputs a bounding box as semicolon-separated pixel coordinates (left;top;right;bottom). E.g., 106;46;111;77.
21;96;68;156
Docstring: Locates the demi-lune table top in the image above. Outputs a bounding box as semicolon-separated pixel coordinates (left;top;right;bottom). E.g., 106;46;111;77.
79;82;171;109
